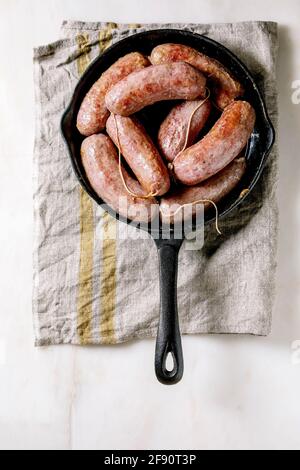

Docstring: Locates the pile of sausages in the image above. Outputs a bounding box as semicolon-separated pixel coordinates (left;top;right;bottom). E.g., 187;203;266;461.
78;43;256;224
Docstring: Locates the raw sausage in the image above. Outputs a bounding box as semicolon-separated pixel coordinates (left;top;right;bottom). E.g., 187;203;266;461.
150;43;244;109
77;52;150;136
160;157;246;224
81;134;158;223
158;99;212;162
106;114;170;196
174;101;255;185
105;62;206;116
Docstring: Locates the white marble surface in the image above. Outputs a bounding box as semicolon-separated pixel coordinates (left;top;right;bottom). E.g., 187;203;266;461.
0;0;300;450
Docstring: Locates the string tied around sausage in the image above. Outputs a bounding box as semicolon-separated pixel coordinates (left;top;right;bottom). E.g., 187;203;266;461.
165;87;222;234
160;199;222;235
112;89;222;235
167;87;211;172
113;113;159;200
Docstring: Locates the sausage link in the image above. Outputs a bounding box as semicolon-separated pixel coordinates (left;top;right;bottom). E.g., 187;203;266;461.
77;52;150;136
81;134;158;223
105;62;206;116
174;101;255;185
106;114;170;196
160;157;246;224
150;43;244;109
158;99;212;162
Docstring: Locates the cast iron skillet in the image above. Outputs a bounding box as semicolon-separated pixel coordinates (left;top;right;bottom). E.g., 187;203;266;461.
61;29;275;385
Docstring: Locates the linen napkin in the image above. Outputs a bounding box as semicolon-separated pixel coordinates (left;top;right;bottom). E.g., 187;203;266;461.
33;20;278;345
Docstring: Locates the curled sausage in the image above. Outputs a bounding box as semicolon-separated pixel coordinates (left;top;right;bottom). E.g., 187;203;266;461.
77;52;150;136
160;157;246;224
105;62;207;116
81;134;158;223
106;114;170;196
174;101;255;186
150;43;244;109
158;99;212;162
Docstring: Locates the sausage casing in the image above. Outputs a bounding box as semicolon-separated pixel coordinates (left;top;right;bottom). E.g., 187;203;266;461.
158;99;212;162
77;52;150;136
106;115;170;196
150;43;244;109
160;157;246;224
105;62;207;116
81;134;158;223
174;101;255;186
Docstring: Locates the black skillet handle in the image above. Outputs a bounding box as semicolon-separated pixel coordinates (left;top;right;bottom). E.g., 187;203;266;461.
154;238;184;385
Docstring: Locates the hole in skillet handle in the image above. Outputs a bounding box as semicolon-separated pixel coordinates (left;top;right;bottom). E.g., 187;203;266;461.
166;351;175;372
155;340;184;385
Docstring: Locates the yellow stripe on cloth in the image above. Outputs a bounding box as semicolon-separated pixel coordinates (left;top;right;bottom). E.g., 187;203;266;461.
98;24;118;343
99;24;117;53
76;34;91;76
76;34;94;344
100;212;117;343
128;23;141;29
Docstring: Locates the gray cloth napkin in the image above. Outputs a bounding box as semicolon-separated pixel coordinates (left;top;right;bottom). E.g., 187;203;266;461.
33;21;278;346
